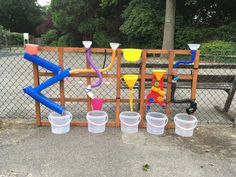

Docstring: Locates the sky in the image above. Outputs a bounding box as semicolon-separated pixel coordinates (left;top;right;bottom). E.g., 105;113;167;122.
37;0;51;6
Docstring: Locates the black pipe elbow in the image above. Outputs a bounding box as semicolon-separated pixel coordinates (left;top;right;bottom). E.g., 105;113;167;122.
171;81;197;114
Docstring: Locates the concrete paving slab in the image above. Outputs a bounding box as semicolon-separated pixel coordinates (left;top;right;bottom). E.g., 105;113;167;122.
0;124;236;177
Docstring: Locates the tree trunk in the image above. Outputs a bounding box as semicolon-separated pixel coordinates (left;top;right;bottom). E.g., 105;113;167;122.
162;0;176;50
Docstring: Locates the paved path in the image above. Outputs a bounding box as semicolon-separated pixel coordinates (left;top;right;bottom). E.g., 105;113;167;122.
0;122;236;177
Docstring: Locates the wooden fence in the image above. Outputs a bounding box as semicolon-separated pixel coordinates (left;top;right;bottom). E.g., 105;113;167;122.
32;47;200;128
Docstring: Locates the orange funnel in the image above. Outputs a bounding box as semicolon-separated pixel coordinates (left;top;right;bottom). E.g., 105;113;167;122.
153;70;166;80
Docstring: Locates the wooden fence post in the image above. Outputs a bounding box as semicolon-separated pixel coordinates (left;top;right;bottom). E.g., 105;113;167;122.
191;50;200;100
165;50;175;128
58;47;65;107
139;50;147;127
33;64;41;126
116;49;121;127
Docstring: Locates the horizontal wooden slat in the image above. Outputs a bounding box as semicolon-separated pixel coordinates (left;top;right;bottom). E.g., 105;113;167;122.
50;98;140;103
39;46;58;52
39;72;117;78
146;49;169;54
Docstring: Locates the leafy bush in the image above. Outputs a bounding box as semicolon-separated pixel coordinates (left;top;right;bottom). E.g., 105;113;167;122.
200;40;236;63
42;29;58;46
93;31;113;47
0;25;23;47
120;0;164;48
57;34;77;46
7;32;23;46
175;22;236;49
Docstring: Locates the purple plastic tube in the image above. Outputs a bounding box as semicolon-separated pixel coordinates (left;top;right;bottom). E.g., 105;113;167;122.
86;49;103;88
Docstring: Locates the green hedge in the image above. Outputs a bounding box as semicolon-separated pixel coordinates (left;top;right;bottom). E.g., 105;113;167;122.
0;25;23;47
200;40;236;63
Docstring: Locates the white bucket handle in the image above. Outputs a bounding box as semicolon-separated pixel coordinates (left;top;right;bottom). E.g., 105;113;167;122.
174;117;198;131
120;115;141;127
147;117;168;128
48;115;72;127
87;114;108;126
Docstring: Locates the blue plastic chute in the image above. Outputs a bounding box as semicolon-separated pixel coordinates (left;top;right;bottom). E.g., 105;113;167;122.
173;50;197;69
24;86;65;114
24;52;62;74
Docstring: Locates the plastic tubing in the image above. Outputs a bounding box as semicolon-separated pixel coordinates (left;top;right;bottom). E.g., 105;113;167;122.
23;86;65;114
129;89;133;112
173;50;196;69
24;52;62;74
171;81;197;114
86;48;102;88
34;68;71;92
70;49;116;74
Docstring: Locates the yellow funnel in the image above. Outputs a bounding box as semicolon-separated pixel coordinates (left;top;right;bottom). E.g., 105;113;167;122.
123;74;138;89
123;74;138;112
122;49;142;62
153;69;166;80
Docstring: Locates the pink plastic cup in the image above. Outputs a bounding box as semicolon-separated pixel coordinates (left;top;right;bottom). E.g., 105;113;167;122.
92;98;104;110
25;44;39;55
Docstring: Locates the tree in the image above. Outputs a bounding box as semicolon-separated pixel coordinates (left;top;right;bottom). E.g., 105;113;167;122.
0;0;43;34
50;0;105;46
120;0;165;48
162;0;176;50
36;12;53;36
48;0;126;46
177;0;236;27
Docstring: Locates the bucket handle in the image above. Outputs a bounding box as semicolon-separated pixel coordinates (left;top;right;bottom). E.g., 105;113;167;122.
87;114;108;126
48;115;72;127
120;115;141;127
146;117;168;128
174;118;198;131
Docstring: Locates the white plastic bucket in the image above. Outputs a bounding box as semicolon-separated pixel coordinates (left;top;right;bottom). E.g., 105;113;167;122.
48;111;72;134
86;111;108;133
146;112;168;135
120;111;141;133
174;113;198;137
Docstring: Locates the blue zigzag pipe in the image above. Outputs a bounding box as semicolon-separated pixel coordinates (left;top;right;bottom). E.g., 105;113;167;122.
173;50;197;69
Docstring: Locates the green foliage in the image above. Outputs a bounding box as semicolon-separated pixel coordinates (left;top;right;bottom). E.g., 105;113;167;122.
142;164;150;171
175;21;236;49
41;0;236;50
8;32;23;46
0;25;23;47
93;31;113;47
50;0;109;46
57;34;77;46
0;0;43;34
42;29;58;46
201;40;236;52
200;40;236;63
77;17;105;34
176;0;236;27
120;0;164;48
100;0;120;8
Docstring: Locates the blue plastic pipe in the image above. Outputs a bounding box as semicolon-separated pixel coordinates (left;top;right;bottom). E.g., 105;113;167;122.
34;68;71;92
24;52;62;74
173;50;197;69
23;86;65;114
